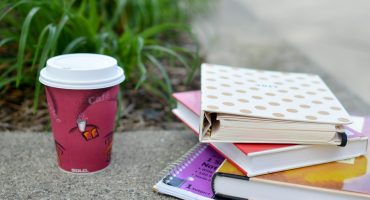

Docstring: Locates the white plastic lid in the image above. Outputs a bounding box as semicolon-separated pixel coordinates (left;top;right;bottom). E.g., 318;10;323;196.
39;53;125;89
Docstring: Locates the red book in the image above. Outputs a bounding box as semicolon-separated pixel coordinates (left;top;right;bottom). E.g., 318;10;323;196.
173;91;368;177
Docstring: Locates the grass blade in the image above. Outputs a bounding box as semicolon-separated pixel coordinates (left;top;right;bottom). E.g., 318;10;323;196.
31;24;52;70
109;0;127;28
50;15;69;55
0;0;30;22
142;83;172;105
33;25;56;112
2;64;17;78
0;37;14;48
135;36;147;88
0;77;16;88
88;0;98;32
171;45;201;84
144;45;190;70
77;0;87;16
140;23;188;39
145;53;173;94
15;7;40;87
62;36;86;53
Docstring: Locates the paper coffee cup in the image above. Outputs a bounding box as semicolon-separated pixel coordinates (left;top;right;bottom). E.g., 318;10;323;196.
39;53;125;174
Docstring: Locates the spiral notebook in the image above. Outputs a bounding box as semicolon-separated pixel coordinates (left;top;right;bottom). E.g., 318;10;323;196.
153;143;224;200
200;63;352;145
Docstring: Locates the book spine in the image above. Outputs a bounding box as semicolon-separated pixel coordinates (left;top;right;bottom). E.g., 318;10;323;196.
172;109;249;175
212;164;250;200
214;193;248;200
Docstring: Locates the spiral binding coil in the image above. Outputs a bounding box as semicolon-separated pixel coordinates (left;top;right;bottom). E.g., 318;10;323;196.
157;143;208;184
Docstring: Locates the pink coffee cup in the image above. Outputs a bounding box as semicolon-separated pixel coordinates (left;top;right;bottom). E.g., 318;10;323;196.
39;53;125;174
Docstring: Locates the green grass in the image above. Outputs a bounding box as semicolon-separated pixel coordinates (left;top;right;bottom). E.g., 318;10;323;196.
0;0;206;111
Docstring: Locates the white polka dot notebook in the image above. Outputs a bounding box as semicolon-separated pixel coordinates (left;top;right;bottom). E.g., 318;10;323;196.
200;63;352;146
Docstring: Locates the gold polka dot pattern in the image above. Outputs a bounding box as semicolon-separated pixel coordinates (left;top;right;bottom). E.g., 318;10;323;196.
223;102;234;106
207;95;218;99
282;98;293;102
269;102;280;106
207;105;219;110
273;113;285;117
240;109;252;114
294;95;305;99
238;99;249;103
255;106;266;110
287;109;298;113
300;104;311;109
318;111;330;115
305;116;317;120
330;106;342;111
338;118;350;122
324;97;334;100
278;90;288;93
201;64;351;124
207;86;216;90
252;96;263;100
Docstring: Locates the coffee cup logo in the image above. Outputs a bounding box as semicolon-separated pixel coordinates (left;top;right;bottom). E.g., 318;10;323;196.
77;119;86;132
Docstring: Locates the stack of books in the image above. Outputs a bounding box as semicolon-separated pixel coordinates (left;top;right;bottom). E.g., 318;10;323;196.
153;64;370;200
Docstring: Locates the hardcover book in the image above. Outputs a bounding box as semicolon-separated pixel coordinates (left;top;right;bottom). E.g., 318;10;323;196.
173;90;368;177
200;63;352;145
212;154;370;200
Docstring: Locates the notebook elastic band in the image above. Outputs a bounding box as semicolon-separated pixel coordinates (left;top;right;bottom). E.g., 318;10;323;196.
338;132;347;147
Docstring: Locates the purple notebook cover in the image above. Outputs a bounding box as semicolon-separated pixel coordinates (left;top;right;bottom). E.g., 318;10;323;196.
162;144;224;198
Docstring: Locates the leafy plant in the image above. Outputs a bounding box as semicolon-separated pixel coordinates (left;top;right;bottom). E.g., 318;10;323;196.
0;0;205;111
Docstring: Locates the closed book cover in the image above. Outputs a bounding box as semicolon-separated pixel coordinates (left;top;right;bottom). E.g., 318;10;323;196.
173;90;368;177
153;143;224;200
200;63;352;145
213;152;370;200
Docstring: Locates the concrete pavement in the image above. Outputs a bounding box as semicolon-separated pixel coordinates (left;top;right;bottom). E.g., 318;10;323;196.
0;131;197;200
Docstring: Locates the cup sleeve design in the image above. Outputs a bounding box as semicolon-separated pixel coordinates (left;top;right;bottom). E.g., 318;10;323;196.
54;140;65;165
104;131;114;162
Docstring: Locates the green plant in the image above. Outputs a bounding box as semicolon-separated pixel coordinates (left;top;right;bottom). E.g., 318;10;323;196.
0;0;205;111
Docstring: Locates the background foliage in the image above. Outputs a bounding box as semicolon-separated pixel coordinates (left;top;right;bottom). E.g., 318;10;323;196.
0;0;205;111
